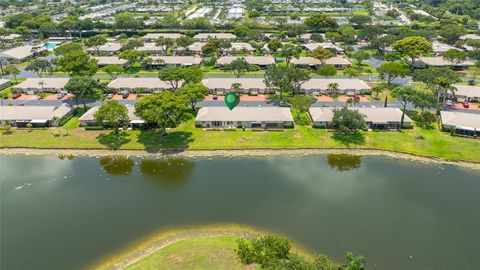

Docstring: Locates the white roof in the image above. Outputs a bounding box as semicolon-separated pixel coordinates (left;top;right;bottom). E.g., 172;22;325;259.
229;42;255;51
453;84;480;98
417;57;474;67
107;77;173;89
441;111;480;131
431;41;457;53
302;78;371;91
149;56;202;65
310;107;412;124
136;42;166;52
0;79;10;86
187;42;206;52
141;33;185;40
93;56;127;65
196;106;293;122
79;105;143;122
291;56;351;66
0;34;22;41
0;106;71;121
216;56;275;66
0;45;46;60
460;34;480;40
303;42;343;52
193;33;236;40
202;78;267;89
86;42;122;52
14;78;69;90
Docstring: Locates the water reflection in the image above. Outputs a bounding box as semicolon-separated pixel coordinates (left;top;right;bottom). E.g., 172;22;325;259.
99;156;135;175
327;154;362;172
58;154;75;160
140;157;194;185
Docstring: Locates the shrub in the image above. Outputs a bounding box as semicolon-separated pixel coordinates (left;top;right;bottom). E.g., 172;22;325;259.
85;126;104;130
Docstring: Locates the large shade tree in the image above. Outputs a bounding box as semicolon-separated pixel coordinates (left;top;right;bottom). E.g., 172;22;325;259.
94;100;129;134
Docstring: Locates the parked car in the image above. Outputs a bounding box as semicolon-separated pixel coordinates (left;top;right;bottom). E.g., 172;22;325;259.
106;93;113;99
57;93;65;99
463;102;469;108
446;100;453;106
213;94;218;100
12;93;21;99
122;92;129;99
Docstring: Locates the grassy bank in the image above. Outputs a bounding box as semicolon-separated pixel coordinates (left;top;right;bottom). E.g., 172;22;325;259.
1;119;479;161
126;236;251;270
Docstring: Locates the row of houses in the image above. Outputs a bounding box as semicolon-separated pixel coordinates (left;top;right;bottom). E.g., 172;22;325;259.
12;77;372;95
2;105;478;136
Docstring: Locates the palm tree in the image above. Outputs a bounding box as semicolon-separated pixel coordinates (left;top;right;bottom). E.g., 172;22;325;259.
231;83;242;93
38;80;45;93
327;82;339;98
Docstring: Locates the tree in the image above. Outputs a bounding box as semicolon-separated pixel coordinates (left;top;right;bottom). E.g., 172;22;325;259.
304;14;338;31
201;39;230;56
327;82;340;97
94;100;129;134
288;95;316;121
267;39;282;54
311;47;334;65
155;37;175;54
344;67;360;78
279;44;301;65
122;38;143;50
25;59;51;77
468;66;480;84
114;12;141;31
331;107;366;135
377;62;409;85
118;50;143;64
57;50;98;76
134;92;189;135
223;57;252;78
85;35;107;54
158;67;184;91
176;83;208;111
439;24;466;45
234;24;251;39
264;66;310;97
64;76;98;111
182;66;203;84
4;65;20;83
54;42;83;56
236;235;292;268
370;84;385;100
358;25;383;43
392;36;432;69
443;49;468;66
349;15;372;28
391;86;416;129
102;64;123;80
341;252;365;270
317;65;337;77
175;36;194;49
351;50;370;66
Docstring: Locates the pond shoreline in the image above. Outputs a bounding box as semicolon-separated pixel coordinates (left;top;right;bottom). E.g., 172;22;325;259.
1;146;480;170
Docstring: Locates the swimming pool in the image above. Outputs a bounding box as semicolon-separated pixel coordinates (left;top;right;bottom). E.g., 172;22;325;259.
43;43;59;50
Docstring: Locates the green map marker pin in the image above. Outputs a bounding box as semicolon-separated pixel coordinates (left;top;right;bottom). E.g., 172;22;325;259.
225;92;239;110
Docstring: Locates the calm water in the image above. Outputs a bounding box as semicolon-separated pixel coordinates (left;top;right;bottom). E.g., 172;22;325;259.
1;154;480;270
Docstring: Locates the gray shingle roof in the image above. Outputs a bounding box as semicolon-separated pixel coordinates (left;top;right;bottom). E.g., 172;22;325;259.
196;106;293;122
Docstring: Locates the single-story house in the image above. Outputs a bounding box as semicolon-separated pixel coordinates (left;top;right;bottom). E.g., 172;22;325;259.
13;78;69;93
146;56;202;67
225;42;255;54
0;34;22;42
216;56;275;68
141;33;185;41
261;42;297;54
309;107;412;129
201;77;272;94
297;33;326;43
453;84;480;102
441;111;480;136
193;33;236;41
195;106;294;129
136;43;166;54
431;41;458;55
291;56;351;69
0;44;47;62
0;105;72;127
303;42;344;54
460;34;480;41
184;42;206;54
301;78;371;95
79;105;144;127
93;56;128;67
86;42;122;55
107;77;177;92
414;57;474;69
0;79;12;90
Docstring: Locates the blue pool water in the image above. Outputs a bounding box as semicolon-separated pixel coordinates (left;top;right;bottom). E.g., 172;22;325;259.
43;43;58;50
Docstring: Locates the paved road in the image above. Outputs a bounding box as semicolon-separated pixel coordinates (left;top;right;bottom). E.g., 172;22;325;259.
2;98;478;114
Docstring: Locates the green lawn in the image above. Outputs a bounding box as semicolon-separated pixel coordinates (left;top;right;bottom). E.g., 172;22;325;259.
1;118;479;161
126;236;254;270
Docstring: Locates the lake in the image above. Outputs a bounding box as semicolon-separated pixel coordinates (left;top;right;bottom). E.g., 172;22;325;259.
1;154;479;269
